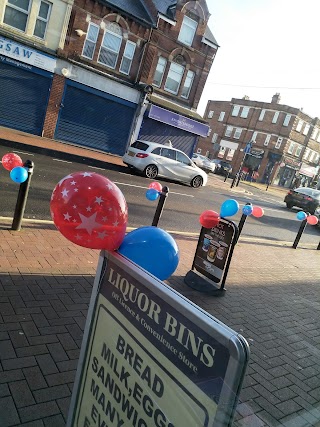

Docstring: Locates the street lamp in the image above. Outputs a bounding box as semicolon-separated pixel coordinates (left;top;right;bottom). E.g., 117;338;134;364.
230;141;252;188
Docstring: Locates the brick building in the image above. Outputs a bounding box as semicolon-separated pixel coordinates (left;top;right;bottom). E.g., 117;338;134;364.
197;94;320;188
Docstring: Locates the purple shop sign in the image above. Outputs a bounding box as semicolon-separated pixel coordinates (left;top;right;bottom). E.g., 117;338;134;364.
149;105;210;137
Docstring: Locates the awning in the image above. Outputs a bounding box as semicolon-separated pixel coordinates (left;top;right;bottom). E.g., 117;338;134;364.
299;163;317;177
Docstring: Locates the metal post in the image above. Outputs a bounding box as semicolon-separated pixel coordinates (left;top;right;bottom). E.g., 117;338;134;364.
237;203;252;243
292;217;308;249
223;171;230;182
152;186;169;227
11;160;34;231
317;241;320;250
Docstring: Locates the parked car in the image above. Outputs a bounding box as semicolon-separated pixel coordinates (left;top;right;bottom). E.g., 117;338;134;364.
191;154;215;173
284;187;320;217
123;140;208;188
211;159;233;176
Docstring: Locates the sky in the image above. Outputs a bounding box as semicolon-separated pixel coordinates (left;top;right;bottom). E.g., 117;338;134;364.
197;0;320;119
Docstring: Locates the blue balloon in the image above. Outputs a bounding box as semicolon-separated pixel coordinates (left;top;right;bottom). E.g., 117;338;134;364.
10;166;28;183
296;211;307;221
118;226;179;280
242;204;253;216
146;188;159;201
220;199;239;217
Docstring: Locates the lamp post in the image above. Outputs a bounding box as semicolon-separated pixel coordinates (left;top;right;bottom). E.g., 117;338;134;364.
231;141;252;188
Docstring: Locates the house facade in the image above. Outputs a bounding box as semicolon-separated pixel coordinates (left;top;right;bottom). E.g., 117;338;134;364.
197;94;320;188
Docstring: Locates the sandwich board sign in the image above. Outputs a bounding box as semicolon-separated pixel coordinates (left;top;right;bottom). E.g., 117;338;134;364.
67;250;249;427
185;218;238;294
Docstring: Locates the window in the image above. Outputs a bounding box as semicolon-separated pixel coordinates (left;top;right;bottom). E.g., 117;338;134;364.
295;145;302;157
234;128;242;139
181;70;194;98
241;107;250;118
153;57;167;87
275;136;283;149
303;123;310;135
218;112;225;122
161;148;176;160
225;126;233;137
164;62;184;95
287;141;295;154
259;109;266;121
283;114;291;127
82;23;100;60
272;111;279;124
218;146;226;158
205;151;210;157
252;131;258;142
208;110;214;118
211;133;218;143
264;134;271;146
317;132;320;143
98;28;122;69
4;0;30;32
226;149;235;161
178;16;197;46
120;41;136;74
176;151;190;165
296;120;303;132
311;127;318;140
33;0;51;38
303;148;310;160
232;105;240;116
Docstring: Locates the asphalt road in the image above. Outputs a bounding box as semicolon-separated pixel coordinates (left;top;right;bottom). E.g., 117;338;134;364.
0;144;319;245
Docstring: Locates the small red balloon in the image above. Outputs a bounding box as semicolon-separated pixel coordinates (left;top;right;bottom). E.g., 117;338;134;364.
2;153;23;171
307;215;319;225
252;206;264;218
50;172;128;250
199;210;220;228
149;181;162;192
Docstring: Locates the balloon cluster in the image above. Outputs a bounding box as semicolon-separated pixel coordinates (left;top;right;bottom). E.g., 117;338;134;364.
2;153;27;184
146;182;162;201
242;204;264;218
50;173;179;280
296;211;319;225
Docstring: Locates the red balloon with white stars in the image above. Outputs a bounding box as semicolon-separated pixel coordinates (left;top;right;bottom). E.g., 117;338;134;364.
50;172;128;250
2;153;23;171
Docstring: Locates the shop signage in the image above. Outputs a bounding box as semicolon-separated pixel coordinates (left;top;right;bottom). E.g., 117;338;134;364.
149;105;210;137
248;148;264;159
299;162;317;177
0;36;56;72
283;156;301;170
67;250;249;427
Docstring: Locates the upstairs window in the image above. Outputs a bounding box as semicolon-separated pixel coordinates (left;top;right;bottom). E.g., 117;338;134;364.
153;57;167;87
303;123;310;135
275;136;283;149
208;110;214;118
232;105;240;116
225;126;233;137
287;141;295;154
252;131;258;142
83;23;100;60
295;145;302;157
98;24;122;69
296;119;303;132
120;41;136;75
33;0;51;39
272;111;279;124
259;109;266;121
241;107;250;118
218;112;225;122
283;114;291;126
303;148;310;160
178;16;197;46
311;127;318;140
264;134;271;146
181;70;194;98
234;128;242;139
164;62;184;95
4;0;30;32
211;133;218;143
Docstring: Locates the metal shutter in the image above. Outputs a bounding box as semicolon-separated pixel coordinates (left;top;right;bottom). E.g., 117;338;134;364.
0;62;52;135
55;82;137;156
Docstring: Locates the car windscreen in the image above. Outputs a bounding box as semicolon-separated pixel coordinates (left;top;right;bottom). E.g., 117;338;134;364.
131;141;149;151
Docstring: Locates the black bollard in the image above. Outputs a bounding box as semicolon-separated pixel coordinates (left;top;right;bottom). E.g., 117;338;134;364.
224;170;230;182
11;160;34;231
292;216;308;249
152;186;169;227
237;203;252;243
317;241;320;251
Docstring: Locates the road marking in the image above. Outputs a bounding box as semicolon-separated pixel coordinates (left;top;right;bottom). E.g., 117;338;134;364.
52;158;72;164
13;150;34;156
113;181;194;197
87;165;105;170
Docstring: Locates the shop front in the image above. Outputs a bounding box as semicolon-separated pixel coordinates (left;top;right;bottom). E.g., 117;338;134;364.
298;163;318;187
273;156;301;187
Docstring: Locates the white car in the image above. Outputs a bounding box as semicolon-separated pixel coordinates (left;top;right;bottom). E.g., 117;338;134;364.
122;140;208;188
192;153;216;173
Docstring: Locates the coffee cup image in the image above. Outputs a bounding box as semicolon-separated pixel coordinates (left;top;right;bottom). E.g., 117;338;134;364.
217;241;228;260
202;234;212;252
207;241;220;262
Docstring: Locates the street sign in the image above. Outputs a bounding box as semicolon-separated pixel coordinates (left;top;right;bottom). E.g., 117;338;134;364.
67;250;249;427
243;142;252;154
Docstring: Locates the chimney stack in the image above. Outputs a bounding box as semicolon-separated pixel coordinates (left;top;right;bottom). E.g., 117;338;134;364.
272;93;281;104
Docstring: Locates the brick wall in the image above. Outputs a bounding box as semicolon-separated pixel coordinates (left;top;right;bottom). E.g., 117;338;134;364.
42;75;65;139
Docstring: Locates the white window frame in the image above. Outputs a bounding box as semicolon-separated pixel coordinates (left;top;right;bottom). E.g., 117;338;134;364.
3;0;31;32
211;133;218;143
231;105;240;117
82;22;100;60
218;146;226;158
164;62;185;95
259;109;266;121
317;132;320;143
234;128;242;139
226;148;235;161
311;127;318;140
33;0;51;39
218;112;225;122
296;119;303;132
264;134;271;146
181;70;195;99
295;145;302;157
207;110;214;119
287;141;295;154
241;107;250;118
303;123;310;135
225;126;233;137
252;131;258;142
283;114;291;127
98;29;122;69
119;40;136;75
303;148;310;160
272;111;279;124
178;15;197;46
275;136;283;149
153;56;167;87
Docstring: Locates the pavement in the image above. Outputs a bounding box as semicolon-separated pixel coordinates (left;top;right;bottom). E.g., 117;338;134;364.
0;126;320;427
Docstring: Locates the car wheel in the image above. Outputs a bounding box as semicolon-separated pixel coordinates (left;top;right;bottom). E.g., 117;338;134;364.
306;204;316;215
191;175;203;188
144;164;158;179
286;202;293;209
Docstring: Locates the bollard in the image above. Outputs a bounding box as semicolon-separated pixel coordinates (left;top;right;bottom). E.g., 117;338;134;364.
224;170;230;182
317;241;320;251
152;186;169;227
237;203;252;243
11;160;34;231
292;216;308;249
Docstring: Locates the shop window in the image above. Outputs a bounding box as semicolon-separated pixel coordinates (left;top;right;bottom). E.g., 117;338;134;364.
164;62;185;95
225;126;233;137
234;128;242;139
120;41;136;75
178;15;197;46
241;107;250;118
153;57;167;87
218;146;226;158
4;0;31;32
83;23;100;60
232;105;240;116
181;70;195;98
283;114;291;127
33;0;51;39
264;134;271;146
272;111;279;124
98;24;122;69
218;112;225;122
259;109;266;121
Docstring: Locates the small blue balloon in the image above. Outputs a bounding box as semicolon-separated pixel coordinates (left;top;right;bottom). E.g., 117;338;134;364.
146;188;160;201
220;199;239;217
296;211;307;221
242;204;253;216
10;166;28;183
118;226;179;280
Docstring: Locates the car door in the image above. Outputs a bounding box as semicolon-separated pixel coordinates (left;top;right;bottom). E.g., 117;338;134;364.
175;151;198;183
155;147;179;179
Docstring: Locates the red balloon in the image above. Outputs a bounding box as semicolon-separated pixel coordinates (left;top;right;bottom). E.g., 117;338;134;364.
199;210;220;228
2;153;23;171
149;181;162;192
50;172;128;250
252;206;264;218
307;215;319;225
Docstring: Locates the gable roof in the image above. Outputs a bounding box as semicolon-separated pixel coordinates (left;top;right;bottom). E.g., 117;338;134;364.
151;0;176;18
204;26;219;47
103;0;156;27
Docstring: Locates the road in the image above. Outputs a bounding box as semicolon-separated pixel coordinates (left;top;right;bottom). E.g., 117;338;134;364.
0;144;319;245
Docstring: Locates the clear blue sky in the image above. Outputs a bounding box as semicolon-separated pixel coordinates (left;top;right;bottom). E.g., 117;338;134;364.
198;0;320;118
